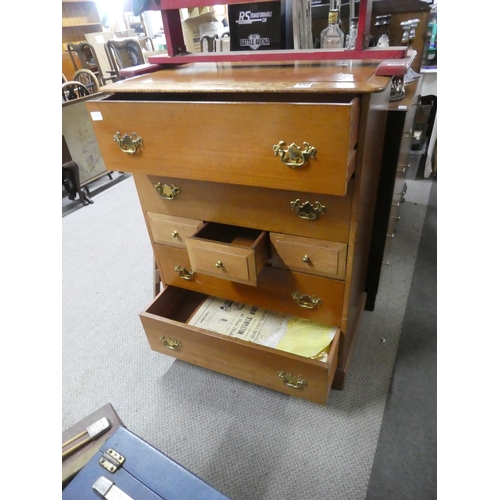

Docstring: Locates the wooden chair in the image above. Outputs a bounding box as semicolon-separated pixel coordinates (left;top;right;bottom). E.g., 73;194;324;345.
62;135;93;206
73;69;100;94
138;36;155;52
104;38;145;82
62;81;90;102
66;42;105;86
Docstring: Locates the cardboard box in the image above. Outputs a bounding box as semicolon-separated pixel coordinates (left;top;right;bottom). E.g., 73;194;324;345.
181;10;219;53
228;1;284;51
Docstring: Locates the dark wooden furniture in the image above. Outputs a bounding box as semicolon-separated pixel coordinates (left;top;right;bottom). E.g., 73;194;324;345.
104;38;147;82
365;77;424;309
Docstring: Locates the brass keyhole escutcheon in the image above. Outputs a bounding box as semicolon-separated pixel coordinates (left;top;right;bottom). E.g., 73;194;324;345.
215;261;223;269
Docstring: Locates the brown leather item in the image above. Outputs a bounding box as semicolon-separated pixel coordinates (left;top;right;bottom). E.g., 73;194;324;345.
62;403;124;488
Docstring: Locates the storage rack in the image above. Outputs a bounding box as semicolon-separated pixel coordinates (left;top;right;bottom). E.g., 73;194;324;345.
142;0;409;74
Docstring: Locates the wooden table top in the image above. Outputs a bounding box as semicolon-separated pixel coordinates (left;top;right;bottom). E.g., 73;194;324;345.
99;60;391;95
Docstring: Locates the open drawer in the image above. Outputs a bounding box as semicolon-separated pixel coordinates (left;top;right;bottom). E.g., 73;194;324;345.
86;97;359;196
185;222;269;286
139;286;340;405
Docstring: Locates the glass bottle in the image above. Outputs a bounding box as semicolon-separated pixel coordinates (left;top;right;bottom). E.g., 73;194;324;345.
375;15;391;47
320;5;345;49
422;6;437;68
346;17;358;49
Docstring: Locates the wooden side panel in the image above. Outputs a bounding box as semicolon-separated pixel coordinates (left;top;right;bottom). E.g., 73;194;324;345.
337;86;390;384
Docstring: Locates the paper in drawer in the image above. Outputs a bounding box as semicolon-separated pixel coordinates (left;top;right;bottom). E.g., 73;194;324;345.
188;296;338;361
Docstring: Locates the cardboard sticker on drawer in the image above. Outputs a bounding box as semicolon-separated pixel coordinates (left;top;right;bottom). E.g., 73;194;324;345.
188;296;338;361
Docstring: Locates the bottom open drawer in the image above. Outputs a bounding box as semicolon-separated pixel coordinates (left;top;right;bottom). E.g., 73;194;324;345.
140;286;340;405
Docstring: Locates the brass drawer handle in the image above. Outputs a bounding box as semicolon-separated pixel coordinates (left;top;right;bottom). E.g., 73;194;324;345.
290;199;326;220
278;371;307;389
174;265;195;280
302;255;310;263
154;182;180;200
215;260;223;269
159;336;182;350
113;132;143;154
292;292;322;309
273;141;317;168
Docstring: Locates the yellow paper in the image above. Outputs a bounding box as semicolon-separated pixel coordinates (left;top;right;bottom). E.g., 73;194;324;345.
276;318;338;359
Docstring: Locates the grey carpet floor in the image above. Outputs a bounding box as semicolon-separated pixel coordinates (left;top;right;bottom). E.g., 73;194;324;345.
366;178;437;499
62;175;433;500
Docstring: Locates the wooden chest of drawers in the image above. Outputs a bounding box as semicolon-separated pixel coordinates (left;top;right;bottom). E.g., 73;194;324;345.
87;62;390;405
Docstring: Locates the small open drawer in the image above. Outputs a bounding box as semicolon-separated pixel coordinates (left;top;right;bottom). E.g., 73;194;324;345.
139;286;340;405
185;222;269;286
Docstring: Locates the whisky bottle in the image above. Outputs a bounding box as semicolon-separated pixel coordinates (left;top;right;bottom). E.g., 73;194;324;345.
320;7;345;48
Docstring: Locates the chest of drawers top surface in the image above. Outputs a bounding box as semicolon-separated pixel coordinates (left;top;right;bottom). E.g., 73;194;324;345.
98;61;389;95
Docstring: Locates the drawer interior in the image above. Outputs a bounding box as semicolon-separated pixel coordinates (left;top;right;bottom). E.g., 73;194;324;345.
146;286;205;323
192;223;264;248
141;285;341;404
103;92;357;105
144;286;339;362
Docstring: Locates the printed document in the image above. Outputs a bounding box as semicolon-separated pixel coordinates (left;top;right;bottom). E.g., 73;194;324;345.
188;296;338;361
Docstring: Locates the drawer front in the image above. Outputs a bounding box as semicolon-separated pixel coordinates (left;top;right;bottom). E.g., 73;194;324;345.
134;174;353;244
386;214;399;237
390;204;400;220
155;244;345;327
87;99;359;196
147;213;204;248
393;174;407;200
140;285;340;405
186;224;269;287
270;233;347;280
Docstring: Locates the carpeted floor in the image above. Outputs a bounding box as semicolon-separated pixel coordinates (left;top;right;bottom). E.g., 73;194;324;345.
366;178;437;499
62;175;436;500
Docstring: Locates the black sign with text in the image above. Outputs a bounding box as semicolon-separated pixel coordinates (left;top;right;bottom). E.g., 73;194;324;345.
228;1;284;51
